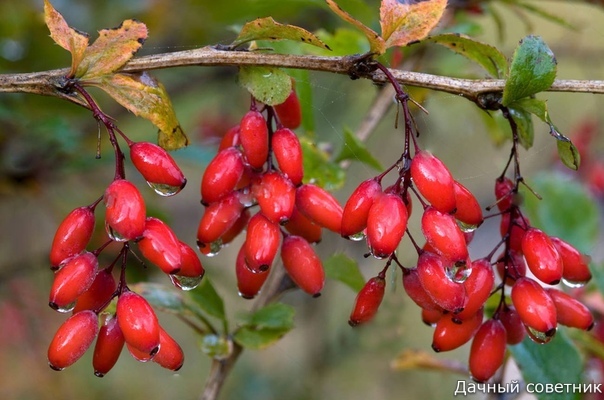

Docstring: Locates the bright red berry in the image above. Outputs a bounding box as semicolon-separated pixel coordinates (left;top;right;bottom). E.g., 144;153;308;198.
283;206;322;244
197;191;244;245
274;88;302;130
239;110;269;170
153;327;184;371
93;313;125;377
366;193;408;258
522;228;563;285
218;125;241;151
244;213;281;272
49;251;98;312
281;235;324;297
116;291;160;356
104;179;146;241
511;277;557;338
177;241;205;278
452;181;483;227
547;289;594;330
272;127;304;185
421;207;469;262
431;310;483;352
236;242;270;299
137;217;182;275
341;179;382;239
349;275;386;326
48;310;98;371
295;184;343;234
410;150;456;213
421;308;443;326
551;237;592;286
50;206;95;269
72;268;117;314
469;319;507;382
494;177;515;211
201;147;245;204
252;171;296;224
402;267;442;311
455;259;494;320
416;252;467;313
129;142;186;196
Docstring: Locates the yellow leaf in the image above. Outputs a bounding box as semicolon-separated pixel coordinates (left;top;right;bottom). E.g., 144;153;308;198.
94;72;188;151
380;0;447;48
390;349;468;375
77;19;148;80
325;0;386;55
231;17;331;50
43;0;89;77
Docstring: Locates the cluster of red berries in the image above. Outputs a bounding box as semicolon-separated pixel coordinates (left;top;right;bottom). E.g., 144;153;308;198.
47;136;202;375
197;87;336;298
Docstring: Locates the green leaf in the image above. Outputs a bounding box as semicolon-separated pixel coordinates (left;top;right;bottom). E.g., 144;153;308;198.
200;334;233;360
324;253;366;292
240;303;295;331
130;282;185;314
307;28;370;57
556;140;581;171
300;136;346;191
231;17;330;50
325;0;386;55
93;72;188;150
335;127;383;171
187;278;226;322
238;66;292;106
508;107;534;149
380;0;448;48
424;33;507;78
233;326;291;350
522;172;599;254
509;329;582;400
502;35;557;106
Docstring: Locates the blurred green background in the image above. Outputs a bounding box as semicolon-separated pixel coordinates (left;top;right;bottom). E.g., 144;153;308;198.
1;1;604;399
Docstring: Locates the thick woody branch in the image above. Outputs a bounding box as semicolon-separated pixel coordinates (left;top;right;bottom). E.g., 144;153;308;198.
1;47;603;109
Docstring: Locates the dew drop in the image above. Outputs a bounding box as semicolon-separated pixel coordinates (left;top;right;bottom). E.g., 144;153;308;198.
94;371;105;378
445;261;472;283
105;221;128;242
198;240;223;257
170;274;203;291
526;326;556;344
561;277;588;288
457;220;478;233
49;300;76;313
147;181;182;197
238;190;255;207
346;232;366;242
238;291;258;299
48;363;64;371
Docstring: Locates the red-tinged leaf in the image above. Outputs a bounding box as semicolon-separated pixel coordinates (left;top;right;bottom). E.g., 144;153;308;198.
43;0;89;78
76;19;148;80
380;0;447;48
325;0;386;55
231;17;331;51
94;72;188;150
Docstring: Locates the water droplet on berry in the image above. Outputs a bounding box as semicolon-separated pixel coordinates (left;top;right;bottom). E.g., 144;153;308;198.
49;300;76;313
561;277;588;288
238;290;259;299
169;274;203;291
198;240;223;257
445;261;472;283
346;232;366;242
526;326;556;344
147;181;182;197
457;220;478;233
105;221;128;242
94;371;105;378
238;189;255;207
48;362;65;371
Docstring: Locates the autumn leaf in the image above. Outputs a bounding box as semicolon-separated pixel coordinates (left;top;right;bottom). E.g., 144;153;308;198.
325;0;386;54
43;0;89;78
380;0;447;48
94;72;188;150
231;17;330;50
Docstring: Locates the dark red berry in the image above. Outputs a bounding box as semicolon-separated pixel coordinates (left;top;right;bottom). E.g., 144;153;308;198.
349;276;386;326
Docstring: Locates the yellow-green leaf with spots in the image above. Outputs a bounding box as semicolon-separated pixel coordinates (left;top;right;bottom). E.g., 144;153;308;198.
380;0;447;48
231;17;331;50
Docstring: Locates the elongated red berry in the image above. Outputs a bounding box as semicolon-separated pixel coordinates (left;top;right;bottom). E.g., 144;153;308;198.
551;237;592;286
284;206;322;244
50;206;95;268
295;184;343;233
153;327;184;371
73;268;117;314
494;177;515;211
411;150;456;213
48;310;98;371
218;125;240;151
50;252;98;312
236;242;269;299
239;110;269;170
272;127;303;185
130;142;186;196
402;267;442;311
252;171;296;224
421;308;443;326
469;319;507;382
93;313;125;377
116;291;160;356
421;207;468;262
366;193;408;258
197;191;244;245
104;179;146;241
416;252;467;313
511;277;557;337
547;289;594;330
452;181;483;227
341;179;382;239
244;213;281;272
178;241;205;278
201;147;245;204
349;276;386;326
431;310;483;352
274;88;302;129
137;217;182;275
497;305;526;344
281;235;324;296
522;228;563;285
455;258;494;320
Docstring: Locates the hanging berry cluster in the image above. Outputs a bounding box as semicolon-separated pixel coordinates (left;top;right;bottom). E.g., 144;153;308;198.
345;65;595;383
46;83;203;376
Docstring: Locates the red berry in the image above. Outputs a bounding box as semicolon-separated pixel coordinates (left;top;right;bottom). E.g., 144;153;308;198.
402;267;442;311
116;291;160;356
494;177;515;211
244;213;281;272
421;308;443;326
73;268;117;314
551;237;592;286
239;110;269;170
410;150;456;213
497;305;526;344
153;327;184;371
452;181;483;227
511;277;557;337
349;276;386;326
283;206;322;244
272;127;304;185
197;191;244;245
547;289;594;330
295;184;343;234
49;252;98;312
137;217;182;275
236;242;270;299
521;228;563;285
421;207;469;262
416;252;467;313
126;342;154;362
218;125;240;151
177;241;205;278
469;319;507;382
366;193;408;258
50;206;95;268
341;179;382;239
104;179;146;241
500;210;529;253
93;313;125;377
274;88;302;129
431;310;483;352
455;259;494;320
48;310;98;371
201;147;245;204
281;235;324;296
129;142;186;196
252;171;296;224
